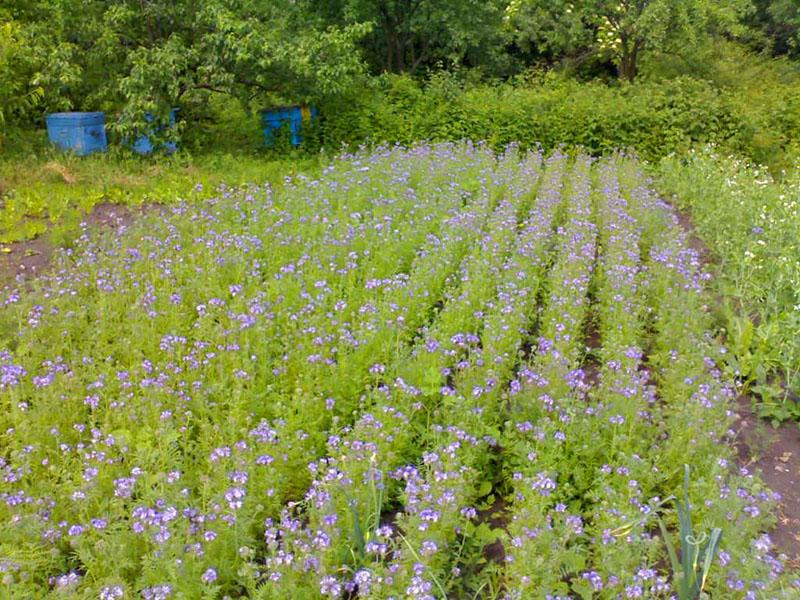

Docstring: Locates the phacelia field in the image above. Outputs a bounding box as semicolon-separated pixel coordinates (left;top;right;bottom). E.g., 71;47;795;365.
0;144;795;599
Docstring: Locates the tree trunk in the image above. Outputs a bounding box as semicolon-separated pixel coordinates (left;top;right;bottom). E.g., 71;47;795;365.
385;29;396;72
378;1;394;73
619;38;642;82
385;18;405;72
395;33;406;72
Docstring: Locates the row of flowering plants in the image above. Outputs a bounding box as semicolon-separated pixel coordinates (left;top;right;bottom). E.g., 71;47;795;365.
0;143;797;598
242;149;555;597
499;155;791;598
658;148;800;423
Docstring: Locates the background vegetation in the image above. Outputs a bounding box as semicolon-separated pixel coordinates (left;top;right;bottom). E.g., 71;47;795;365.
2;0;799;145
2;0;800;424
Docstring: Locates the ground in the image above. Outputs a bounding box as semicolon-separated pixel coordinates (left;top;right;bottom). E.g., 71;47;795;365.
672;203;800;567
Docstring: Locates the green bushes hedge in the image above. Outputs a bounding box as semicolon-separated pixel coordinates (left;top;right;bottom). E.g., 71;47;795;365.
7;65;800;173
316;72;800;169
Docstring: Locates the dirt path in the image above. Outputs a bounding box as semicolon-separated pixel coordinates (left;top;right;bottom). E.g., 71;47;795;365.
736;397;800;567
669;200;800;565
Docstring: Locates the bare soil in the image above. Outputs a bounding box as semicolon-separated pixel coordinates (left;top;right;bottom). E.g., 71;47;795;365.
672;206;714;265
477;495;508;565
735;397;800;566
0;202;146;284
0;234;53;282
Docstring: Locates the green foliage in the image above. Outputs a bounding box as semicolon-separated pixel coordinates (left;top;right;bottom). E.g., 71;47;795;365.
638;39;800;170
506;0;753;80
658;147;800;423
0;148;319;245
317;72;780;163
768;0;800;51
2;0;798;144
0;19;45;137
748;0;800;56
0;143;791;597
5;0;369;138
311;0;509;75
657;466;724;600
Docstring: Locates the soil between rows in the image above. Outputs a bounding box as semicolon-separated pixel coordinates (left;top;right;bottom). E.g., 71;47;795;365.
0;202;149;284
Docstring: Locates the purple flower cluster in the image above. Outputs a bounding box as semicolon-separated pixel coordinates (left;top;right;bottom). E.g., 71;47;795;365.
0;145;788;598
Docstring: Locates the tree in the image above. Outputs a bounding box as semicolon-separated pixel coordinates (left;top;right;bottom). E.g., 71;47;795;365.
507;0;753;81
754;0;800;55
0;19;33;127
0;9;65;131
504;0;594;65
6;0;369;138
311;0;508;75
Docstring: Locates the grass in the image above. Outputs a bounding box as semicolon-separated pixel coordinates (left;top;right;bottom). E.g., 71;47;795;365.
0;129;320;245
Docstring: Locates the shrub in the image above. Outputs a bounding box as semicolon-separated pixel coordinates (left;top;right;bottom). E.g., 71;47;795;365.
316;71;800;169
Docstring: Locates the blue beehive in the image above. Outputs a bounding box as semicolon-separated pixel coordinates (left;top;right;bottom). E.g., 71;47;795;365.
131;108;180;155
45;112;108;156
261;105;318;147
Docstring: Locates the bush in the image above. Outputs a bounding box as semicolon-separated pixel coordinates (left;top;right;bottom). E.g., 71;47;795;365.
316;71;800;169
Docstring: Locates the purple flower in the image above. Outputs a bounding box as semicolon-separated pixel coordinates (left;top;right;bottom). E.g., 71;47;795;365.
531;472;556;496
0;351;26;389
319;575;342;597
353;569;372;594
142;584;173;600
52;571;81;588
625;584;643;598
113;477;136;499
420;540;438;556
582;570;603;591
225;487;247;510
601;529;616;545
100;585;124;600
201;567;218;584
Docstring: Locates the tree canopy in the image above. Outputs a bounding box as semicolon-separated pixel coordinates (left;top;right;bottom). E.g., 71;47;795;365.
310;0;508;74
2;0;797;134
6;0;369;136
506;0;753;81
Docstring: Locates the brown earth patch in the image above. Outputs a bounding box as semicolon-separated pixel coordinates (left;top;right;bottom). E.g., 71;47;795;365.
477;495;509;565
735;396;800;566
0;234;54;282
0;202;151;285
671;203;714;265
